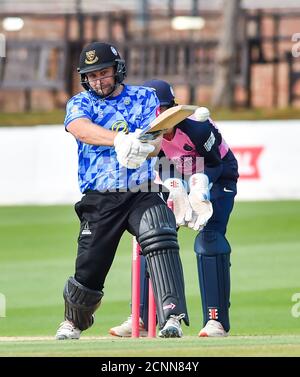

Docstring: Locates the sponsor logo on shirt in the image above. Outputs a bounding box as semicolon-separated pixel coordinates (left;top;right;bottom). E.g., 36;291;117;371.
111;120;129;133
71;105;79;113
204;132;215;152
183;144;193;151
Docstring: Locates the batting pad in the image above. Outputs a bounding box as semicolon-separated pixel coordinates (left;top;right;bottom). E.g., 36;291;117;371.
145;249;189;328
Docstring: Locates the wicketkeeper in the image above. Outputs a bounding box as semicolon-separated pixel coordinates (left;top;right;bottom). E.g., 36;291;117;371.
109;79;239;337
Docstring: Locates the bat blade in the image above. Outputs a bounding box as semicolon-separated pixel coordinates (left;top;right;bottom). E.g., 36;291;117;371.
138;105;198;141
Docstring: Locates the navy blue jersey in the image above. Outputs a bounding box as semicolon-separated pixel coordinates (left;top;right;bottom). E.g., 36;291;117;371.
161;117;239;184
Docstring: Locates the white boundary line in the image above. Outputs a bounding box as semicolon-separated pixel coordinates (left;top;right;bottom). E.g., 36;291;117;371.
0;336;114;342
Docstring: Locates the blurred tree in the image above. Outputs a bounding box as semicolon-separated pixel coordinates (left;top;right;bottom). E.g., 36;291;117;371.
212;0;241;108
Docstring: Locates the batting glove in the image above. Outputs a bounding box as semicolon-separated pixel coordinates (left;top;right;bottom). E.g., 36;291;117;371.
114;129;155;169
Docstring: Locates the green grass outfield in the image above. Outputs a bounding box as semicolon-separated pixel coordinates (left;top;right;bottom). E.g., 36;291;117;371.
0;201;300;356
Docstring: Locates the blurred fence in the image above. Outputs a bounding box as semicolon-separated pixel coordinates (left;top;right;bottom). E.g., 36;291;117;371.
1;2;300;109
2;40;66;90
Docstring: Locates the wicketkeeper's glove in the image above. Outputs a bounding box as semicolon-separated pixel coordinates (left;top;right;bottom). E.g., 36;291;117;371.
188;173;213;230
163;178;193;227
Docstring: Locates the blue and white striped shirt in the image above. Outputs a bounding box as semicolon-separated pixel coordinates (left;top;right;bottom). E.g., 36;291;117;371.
64;85;159;192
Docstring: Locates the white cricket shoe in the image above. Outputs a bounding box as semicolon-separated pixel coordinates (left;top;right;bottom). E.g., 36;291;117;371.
158;314;184;338
109;315;148;337
198;320;228;337
55;320;81;340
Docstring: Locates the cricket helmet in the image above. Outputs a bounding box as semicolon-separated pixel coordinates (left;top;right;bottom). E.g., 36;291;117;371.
78;42;126;91
143;79;176;107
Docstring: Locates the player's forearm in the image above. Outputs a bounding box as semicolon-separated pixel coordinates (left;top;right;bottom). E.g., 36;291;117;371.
67;118;117;146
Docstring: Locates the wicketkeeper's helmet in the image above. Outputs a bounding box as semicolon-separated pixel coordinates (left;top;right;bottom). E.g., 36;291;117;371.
143;79;176;107
78;42;126;91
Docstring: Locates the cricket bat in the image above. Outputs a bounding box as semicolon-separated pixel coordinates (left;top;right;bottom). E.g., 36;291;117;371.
138;105;198;141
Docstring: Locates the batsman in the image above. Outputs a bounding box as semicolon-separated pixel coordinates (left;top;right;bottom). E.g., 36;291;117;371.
55;43;190;339
110;80;239;337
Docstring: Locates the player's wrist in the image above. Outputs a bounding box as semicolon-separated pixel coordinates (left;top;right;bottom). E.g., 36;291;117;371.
113;131;126;147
